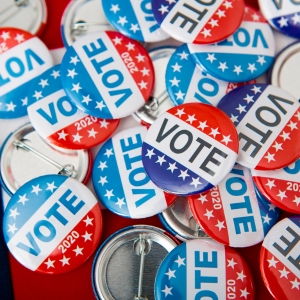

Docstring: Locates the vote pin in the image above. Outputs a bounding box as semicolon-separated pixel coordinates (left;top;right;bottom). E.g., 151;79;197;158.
141;103;239;195
2;174;103;274
217;83;300;170
260;216;300;300
0;27;53;119
154;239;255;300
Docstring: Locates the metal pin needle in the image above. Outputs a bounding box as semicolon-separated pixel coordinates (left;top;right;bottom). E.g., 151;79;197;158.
72;21;109;32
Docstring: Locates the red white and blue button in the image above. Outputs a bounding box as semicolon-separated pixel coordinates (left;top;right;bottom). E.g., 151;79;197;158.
252;159;300;214
141;103;239;195
152;0;245;44
188;6;275;83
92;126;177;218
217;84;300;170
2;174;103;274
189;164;280;247
258;0;300;39
102;0;170;42
27;64;120;150
260;216;300;300
0;27;53;119
155;239;255;300
60;31;154;119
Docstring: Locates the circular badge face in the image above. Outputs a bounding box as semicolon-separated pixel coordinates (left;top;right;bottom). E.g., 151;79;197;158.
217;84;300;170
27;65;120;150
155;239;255;300
141;103;239;196
92;126;177;218
189;164;280;247
188;6;275;83
152;0;244;44
2;175;102;274
252;159;300;214
0;0;47;36
60;31;154;119
258;0;300;39
103;0;170;42
260;216;300;300
0;27;53;119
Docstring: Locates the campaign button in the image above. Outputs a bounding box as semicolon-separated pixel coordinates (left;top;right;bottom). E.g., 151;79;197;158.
60;31;154;119
251;159;300;214
152;0;244;44
189;164;280;247
217;84;300;170
165;43;256;107
27;64;120;150
141;103;239;196
155;238;255;300
2;174;102;274
188;6;275;83
258;0;300;39
103;0;170;42
260;216;300;300
0;27;53;119
92;126;177;218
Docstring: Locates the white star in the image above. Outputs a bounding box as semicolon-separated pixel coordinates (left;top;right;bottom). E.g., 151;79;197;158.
70;56;80;65
158;5;169;14
223;1;233;9
190;177;202;188
221;135;232;145
9;208;20;219
216;9;226;18
262;214;272;224
175;90;185;100
177;51;189;60
236;104;247;114
272;141;283;152
129;23;140;33
156;155;167;166
7;223;18;235
95;101;106;111
201;28;211;38
82;231;93;242
161;285;173;296
178;169;190;180
18;194;29;205
277;190;287;200
197;194;208;204
58;130;68;140
215;220;226;231
32;91;43;100
243;94;254;104
291;278;300;290
268;203;277;211
175;108;185;117
31;184;42;195
292;13;300;25
166;0;176;3
240;288;250;299
198;120;208;131
112;36;122;45
171;62;182;72
104;148;114;158
206;53;217;63
278;16;289;28
110;4;120;13
186;114;196;124
38;79;49;88
126;42;135;51
218;61;228;72
46;182;57;193
72;132;83;142
98;161;108;171
98;176;108;186
104;189;114;200
6;101;16;111
237;270;247;281
67;69;78;79
280;131;291;141
167;162;178;173
82;94;92;105
169;77;180;86
116;197;126;208
138;80;148;90
267;256;279;268
88;128;98;138
227;258;237;269
204;209;214;220
252;13;260;21
51;70;60;78
44;258;55;268
83;215;94;226
140;67;150;77
209;127;220;138
279;267;290;278
165;268;176;280
99;119;109;128
21;97;28;106
208;19;219;28
71;83;82;93
265;179;276;190
257;56;266;66
233;65;243;75
1;31;10;40
146;148;156;159
288;121;298;131
247;63;257;73
230;114;239;123
264;152;275;162
73;245;84;256
117;16;128;26
60;255;70;266
293;196;300;206
174;255;185;267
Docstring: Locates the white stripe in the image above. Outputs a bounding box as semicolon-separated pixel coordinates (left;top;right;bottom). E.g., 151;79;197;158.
7;178;96;270
259;0;300;20
146;112;237;185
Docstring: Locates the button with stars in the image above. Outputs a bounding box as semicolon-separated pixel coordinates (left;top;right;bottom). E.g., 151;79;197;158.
188;6;275;83
188;164;280;247
251;159;300;214
92;126;177;218
27;64;120;150
152;0;244;44
260;216;300;300
258;0;300;39
0;27;53;119
165;43;256;107
2;174;103;274
102;0;170;43
155;238;255;300
217;83;300;170
141;103;239;196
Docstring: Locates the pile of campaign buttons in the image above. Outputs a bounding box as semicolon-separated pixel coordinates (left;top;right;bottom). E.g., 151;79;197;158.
1;0;300;299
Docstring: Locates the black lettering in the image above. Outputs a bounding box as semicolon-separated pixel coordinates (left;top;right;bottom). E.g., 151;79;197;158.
272;0;282;9
238;133;262;158
170;130;193;154
170;12;198;33
196;0;216;5
273;226;300;256
246;123;272;144
156;118;179;143
183;3;208;21
268;94;294;115
288;254;300;271
189;137;211;163
200;147;227;176
256;106;281;127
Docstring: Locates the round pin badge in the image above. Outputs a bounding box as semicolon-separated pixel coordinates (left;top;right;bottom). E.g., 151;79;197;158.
189;164;280;247
258;0;300;39
0;0;47;36
132;46;176;126
166;43;256;107
0;123;92;196
152;0;244;44
0;27;53;119
188;6;275;83
60;31;155;119
92;225;179;300
61;0;114;47
103;0;170;43
92;126;177;218
141;103;239;195
27;64;120;150
155;238;255;300
260;216;300;300
2;174;102;274
252;159;300;214
217;83;300;170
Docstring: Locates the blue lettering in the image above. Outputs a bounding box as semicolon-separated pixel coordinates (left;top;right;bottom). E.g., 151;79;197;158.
45;202;68;225
284;160;300;174
59;189;85;215
195;251;218;268
34;220;56;242
252;29;268;48
195;270;218;289
91;56;114;74
226;177;247;196
25;48;45;70
6;57;25;77
129;167;150;186
233;216;256;234
141;0;160;32
120;134;143;152
102;69;123;88
132;188;156;207
230;195;253;214
16;232;41;256
217;38;233;46
0;73;10;87
123;153;142;170
195;290;218;300
82;38;108;58
233;28;250;47
37;102;58;125
109;88;133;108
